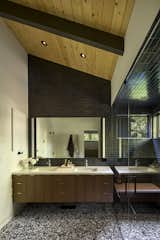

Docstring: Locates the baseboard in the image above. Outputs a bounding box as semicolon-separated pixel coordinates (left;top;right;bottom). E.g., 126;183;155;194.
0;216;12;231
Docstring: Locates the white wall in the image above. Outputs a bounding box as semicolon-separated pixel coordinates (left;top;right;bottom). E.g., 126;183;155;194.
112;0;160;104
37;118;100;158
0;20;28;229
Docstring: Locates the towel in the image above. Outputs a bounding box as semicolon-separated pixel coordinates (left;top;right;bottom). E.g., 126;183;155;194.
67;134;74;157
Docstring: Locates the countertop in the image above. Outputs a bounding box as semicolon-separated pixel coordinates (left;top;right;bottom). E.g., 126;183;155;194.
13;166;113;175
114;166;160;175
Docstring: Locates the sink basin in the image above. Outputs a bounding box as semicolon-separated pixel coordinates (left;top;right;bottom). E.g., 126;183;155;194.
55;167;75;171
54;167;98;172
27;166;108;174
16;166;113;175
128;166;147;170
74;167;98;172
127;166;158;173
31;167;58;172
32;166;99;172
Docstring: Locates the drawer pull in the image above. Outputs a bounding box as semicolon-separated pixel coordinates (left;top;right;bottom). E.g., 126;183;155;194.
16;182;22;185
17;192;23;195
104;182;108;185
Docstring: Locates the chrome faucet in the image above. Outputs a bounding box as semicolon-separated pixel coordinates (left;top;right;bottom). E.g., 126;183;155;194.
48;159;51;167
85;159;88;168
64;159;74;167
135;159;138;167
64;159;68;166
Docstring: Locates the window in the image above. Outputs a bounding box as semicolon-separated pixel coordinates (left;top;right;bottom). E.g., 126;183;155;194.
117;115;150;158
130;116;148;138
117;115;150;139
84;131;99;158
84;131;99;141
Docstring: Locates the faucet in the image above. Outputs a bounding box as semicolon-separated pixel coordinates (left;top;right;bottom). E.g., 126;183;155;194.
64;159;74;167
85;159;88;168
135;159;138;167
48;159;51;167
151;160;160;168
64;159;69;167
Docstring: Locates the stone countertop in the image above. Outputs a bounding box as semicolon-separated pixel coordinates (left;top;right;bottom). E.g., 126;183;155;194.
13;166;113;175
114;166;160;175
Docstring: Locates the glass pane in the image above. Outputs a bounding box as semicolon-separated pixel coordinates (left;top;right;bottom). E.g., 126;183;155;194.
153;116;157;138
84;131;99;141
130;116;148;138
117;116;128;138
158;115;160;137
84;133;90;141
91;133;99;141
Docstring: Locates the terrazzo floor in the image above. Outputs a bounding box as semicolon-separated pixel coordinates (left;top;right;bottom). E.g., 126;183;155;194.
0;203;160;240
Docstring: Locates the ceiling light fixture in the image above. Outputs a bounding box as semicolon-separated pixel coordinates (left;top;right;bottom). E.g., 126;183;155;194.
80;53;86;59
41;40;48;47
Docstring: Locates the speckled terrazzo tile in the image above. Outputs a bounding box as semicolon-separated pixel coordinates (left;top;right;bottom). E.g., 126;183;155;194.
0;204;122;240
118;212;160;240
1;204;160;240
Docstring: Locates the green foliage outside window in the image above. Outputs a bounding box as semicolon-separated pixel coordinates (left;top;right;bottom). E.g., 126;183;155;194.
130;116;148;138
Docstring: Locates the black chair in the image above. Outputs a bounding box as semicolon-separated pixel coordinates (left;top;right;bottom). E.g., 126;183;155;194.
114;175;160;214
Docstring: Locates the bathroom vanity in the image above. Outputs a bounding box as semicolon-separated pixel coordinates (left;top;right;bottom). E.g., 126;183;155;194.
12;166;113;203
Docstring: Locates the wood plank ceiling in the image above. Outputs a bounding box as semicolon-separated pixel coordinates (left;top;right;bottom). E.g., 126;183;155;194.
4;0;135;80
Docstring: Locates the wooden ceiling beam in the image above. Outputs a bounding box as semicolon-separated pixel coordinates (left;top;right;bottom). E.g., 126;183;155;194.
0;1;124;55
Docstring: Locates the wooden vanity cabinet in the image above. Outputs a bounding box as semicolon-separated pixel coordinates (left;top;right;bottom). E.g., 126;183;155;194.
76;175;113;202
12;175;113;203
13;175;46;202
12;175;75;203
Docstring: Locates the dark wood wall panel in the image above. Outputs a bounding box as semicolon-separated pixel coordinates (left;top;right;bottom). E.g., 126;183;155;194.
28;55;111;117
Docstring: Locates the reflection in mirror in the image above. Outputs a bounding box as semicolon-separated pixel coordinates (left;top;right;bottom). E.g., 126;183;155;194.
84;131;99;158
36;117;102;158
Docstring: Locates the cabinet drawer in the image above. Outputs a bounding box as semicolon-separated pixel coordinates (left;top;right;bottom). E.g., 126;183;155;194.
13;192;26;202
54;176;75;202
12;175;26;183
97;176;113;193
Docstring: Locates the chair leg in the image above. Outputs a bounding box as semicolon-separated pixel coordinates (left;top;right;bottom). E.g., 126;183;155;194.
129;202;136;215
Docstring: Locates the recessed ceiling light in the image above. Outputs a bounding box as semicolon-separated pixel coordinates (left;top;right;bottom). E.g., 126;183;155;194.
41;40;48;47
80;53;86;58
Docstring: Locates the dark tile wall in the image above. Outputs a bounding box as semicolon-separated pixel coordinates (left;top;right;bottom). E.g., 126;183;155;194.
105;113;156;166
152;139;160;161
28;55;111;117
36;158;108;167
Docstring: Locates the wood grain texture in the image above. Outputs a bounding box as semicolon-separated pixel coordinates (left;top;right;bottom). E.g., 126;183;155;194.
0;1;124;55
28;55;111;117
4;0;134;80
5;19;118;80
12;174;113;203
9;0;134;36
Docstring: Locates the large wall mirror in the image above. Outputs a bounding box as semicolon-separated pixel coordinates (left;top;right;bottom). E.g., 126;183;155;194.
31;117;106;159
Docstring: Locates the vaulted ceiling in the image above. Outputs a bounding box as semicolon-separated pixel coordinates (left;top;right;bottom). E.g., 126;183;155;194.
1;0;135;80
